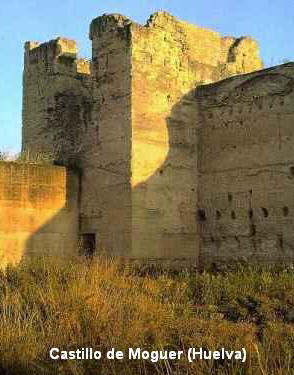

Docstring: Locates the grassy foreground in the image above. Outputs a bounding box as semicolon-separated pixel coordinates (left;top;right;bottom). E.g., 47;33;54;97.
0;257;293;375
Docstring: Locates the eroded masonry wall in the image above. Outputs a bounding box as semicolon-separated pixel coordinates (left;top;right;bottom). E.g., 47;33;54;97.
21;12;265;264
196;63;294;266
80;15;133;254
130;12;263;263
0;162;79;268
22;38;92;166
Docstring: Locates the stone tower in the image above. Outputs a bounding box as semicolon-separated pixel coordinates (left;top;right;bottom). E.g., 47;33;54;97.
22;38;92;166
22;12;263;266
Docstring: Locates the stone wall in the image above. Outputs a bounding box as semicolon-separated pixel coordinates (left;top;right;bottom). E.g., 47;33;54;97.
22;38;92;166
196;63;294;267
20;11;266;266
129;12;263;263
81;15;133;255
0;162;79;268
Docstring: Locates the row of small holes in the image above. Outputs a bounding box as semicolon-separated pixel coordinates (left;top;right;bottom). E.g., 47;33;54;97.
197;206;289;221
206;99;286;119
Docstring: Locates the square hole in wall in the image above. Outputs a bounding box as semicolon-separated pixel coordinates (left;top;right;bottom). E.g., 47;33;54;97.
80;233;96;257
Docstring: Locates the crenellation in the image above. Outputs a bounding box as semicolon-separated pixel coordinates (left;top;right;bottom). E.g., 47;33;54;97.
77;58;91;75
89;13;133;41
24;38;90;78
22;35;93;167
0;11;287;268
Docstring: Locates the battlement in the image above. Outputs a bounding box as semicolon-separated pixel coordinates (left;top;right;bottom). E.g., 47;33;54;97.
89;12;262;76
145;11;218;36
21;11;285;268
24;37;90;77
146;11;176;27
25;38;77;64
22;36;92;162
89;13;133;39
77;58;91;75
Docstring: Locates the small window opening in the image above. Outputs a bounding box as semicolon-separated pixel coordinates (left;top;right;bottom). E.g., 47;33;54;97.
278;234;284;249
283;206;289;217
231;210;236;220
81;233;96;257
261;207;268;218
197;209;207;222
216;210;221;220
250;224;256;236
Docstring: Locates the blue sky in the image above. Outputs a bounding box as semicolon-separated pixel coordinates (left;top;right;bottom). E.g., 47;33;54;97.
0;0;293;151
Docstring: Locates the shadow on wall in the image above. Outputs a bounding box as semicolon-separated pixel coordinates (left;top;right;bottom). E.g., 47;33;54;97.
22;88;200;266
194;63;294;267
131;88;200;264
23;168;80;261
22;63;294;267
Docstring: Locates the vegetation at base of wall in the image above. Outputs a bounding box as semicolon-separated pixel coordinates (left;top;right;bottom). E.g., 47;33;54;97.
0;257;293;375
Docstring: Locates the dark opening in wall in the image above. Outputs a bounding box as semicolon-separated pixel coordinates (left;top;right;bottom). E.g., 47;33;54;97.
231;210;236;219
197;209;207;222
228;193;232;202
81;233;96;257
216;210;221;220
261;207;268;218
250;224;256;236
278;234;284;250
290;167;294;176
283;206;289;217
248;209;253;219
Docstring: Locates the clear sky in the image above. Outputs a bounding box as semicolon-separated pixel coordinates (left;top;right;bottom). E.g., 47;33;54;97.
0;0;293;152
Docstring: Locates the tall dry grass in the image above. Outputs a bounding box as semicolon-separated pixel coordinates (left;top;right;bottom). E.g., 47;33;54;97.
0;256;293;374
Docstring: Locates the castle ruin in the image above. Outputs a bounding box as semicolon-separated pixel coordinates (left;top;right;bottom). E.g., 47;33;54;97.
1;12;294;268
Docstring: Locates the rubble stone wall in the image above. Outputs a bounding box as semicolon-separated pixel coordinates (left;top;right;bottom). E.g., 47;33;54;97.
129;12;262;263
196;63;294;266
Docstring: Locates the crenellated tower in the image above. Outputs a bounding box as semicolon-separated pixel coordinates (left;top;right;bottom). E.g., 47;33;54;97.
21;12;264;266
22;38;92;166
